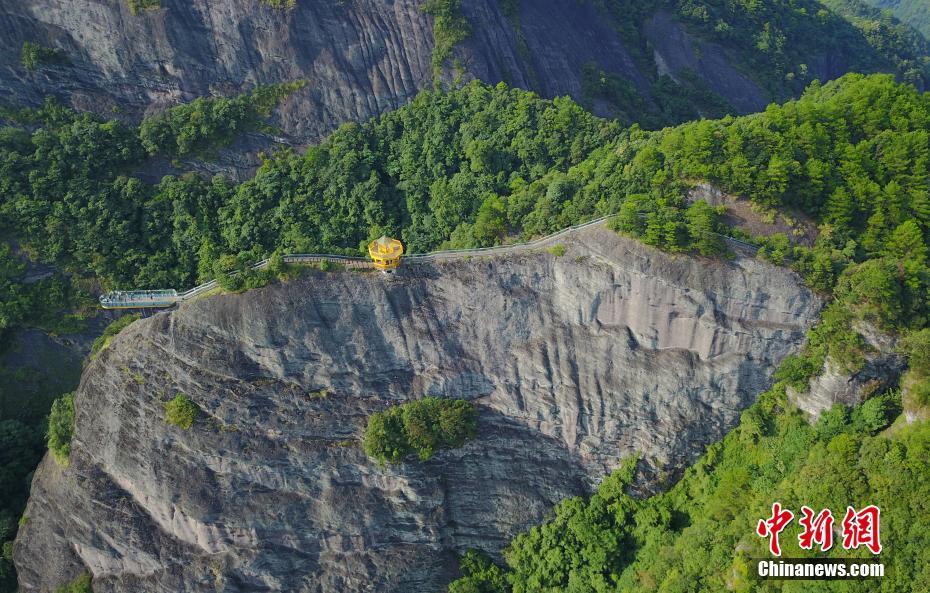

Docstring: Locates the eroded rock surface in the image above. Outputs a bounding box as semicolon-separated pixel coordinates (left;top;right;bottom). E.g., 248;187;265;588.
1;0;873;147
789;323;905;420
1;0;435;143
15;226;821;593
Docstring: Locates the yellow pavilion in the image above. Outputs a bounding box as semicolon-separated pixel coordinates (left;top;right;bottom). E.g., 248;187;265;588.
367;236;404;271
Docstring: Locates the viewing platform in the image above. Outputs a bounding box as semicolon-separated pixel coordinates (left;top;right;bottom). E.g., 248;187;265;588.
99;289;179;309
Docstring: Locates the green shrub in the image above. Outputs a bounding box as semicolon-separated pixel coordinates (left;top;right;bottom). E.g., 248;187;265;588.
164;394;199;429
213;255;276;291
54;572;92;593
851;389;901;433
546;243;566;257
260;0;296;8
21;42;63;71
684;200;726;256
421;0;472;80
834;258;906;330
363;407;410;464
139;82;304;159
125;0;159;15
902;328;930;377
909;380;930;407
47;393;75;466
363;397;477;464
449;550;508;593
90;314;140;360
772;353;819;392
901;328;930;407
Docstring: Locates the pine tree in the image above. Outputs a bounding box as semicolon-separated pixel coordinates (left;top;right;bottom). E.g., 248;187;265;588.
885;220;928;266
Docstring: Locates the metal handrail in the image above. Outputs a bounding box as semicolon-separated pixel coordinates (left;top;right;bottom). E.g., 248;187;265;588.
99;213;759;308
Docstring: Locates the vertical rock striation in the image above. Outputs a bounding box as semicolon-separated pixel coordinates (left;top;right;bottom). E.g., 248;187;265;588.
0;0;878;146
15;226;821;592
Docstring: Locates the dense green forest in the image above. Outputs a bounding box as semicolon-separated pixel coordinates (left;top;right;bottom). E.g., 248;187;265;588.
1;56;929;593
6;72;928;296
0;82;620;290
822;0;930;81
666;0;928;92
863;0;930;38
450;384;930;592
579;0;930;123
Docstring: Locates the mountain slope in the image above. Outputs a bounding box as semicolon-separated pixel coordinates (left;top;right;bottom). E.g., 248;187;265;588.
2;0;929;145
863;0;930;38
13;225;820;593
8;68;928;593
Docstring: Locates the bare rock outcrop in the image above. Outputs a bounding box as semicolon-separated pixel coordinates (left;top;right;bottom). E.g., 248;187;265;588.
14;225;821;593
789;323;906;420
0;0;879;149
0;0;435;143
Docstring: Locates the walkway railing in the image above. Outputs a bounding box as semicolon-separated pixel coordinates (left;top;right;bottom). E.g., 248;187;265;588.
99;215;759;309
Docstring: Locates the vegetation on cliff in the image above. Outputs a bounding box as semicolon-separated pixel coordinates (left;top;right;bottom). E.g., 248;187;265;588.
139;81;305;160
20;42;65;72
900;328;930;406
125;0;159;16
90;314;140;360
46;393;75;467
53;572;91;593
422;0;472;81
1;62;930;592
363;397;478;464
164;394;199;430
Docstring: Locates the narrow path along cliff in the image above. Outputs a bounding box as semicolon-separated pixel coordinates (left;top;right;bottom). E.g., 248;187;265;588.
101;216;760;309
15;224;822;593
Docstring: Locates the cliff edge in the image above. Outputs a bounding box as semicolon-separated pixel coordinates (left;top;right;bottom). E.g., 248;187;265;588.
14;225;821;592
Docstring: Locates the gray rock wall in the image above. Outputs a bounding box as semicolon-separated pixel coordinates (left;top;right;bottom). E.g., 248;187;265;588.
1;0;435;141
0;0;791;145
789;322;905;420
15;226;821;593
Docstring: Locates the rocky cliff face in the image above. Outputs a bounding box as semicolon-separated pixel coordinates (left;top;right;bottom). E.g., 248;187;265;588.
1;0;865;147
15;225;821;593
789;322;905;420
1;0;434;143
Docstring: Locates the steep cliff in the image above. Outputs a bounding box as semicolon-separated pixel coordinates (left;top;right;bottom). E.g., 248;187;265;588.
14;225;821;593
0;0;917;147
0;0;434;143
788;323;906;420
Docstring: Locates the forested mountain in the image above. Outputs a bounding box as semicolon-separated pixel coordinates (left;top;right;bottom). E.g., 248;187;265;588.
2;1;930;592
3;68;929;592
3;0;930;146
863;0;930;38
